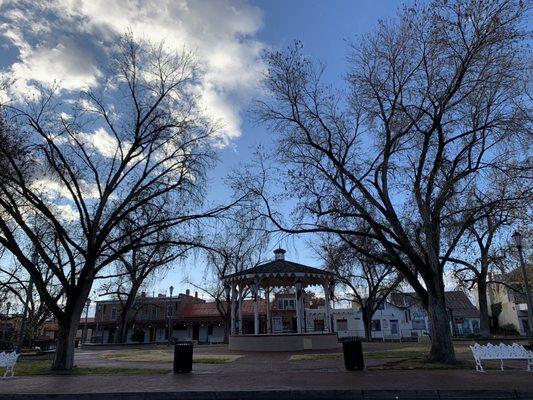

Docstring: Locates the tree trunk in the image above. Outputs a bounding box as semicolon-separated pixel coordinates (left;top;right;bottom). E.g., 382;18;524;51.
477;280;491;339
52;310;83;370
361;306;373;340
51;285;91;370
115;289;139;344
425;278;456;363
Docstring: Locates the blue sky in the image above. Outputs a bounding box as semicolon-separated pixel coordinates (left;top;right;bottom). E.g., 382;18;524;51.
201;0;405;292
0;0;410;301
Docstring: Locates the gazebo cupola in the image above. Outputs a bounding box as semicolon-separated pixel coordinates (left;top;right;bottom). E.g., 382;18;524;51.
274;248;286;260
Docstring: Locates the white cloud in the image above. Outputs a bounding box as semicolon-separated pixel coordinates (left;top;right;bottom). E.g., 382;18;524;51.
52;204;79;222
32;177;101;200
0;0;265;143
89;128;119;158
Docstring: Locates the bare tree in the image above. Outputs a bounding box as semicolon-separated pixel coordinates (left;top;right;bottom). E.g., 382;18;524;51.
448;174;531;338
0;261;61;346
96;211;195;343
318;234;402;340
188;212;269;339
0;35;235;369
238;1;530;362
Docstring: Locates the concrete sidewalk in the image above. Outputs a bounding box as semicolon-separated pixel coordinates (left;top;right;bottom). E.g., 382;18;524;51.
1;389;533;400
0;369;532;396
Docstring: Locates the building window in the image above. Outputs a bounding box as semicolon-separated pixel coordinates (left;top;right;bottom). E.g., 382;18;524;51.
151;306;157;319
111;307;117;321
313;320;324;331
167;305;173;317
412;319;426;330
337;319;348;331
139;308;147;320
371;320;381;331
377;302;385;310
282;299;295;309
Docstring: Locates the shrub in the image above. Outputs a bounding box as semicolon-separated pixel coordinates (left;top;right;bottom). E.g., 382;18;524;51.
499;323;520;336
131;329;145;343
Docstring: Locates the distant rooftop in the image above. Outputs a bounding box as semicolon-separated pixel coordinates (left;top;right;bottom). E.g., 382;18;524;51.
389;291;480;319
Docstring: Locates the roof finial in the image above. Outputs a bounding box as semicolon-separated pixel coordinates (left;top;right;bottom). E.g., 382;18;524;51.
274;248;286;260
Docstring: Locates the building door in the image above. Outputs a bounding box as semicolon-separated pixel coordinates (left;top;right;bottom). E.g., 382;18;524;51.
273;317;283;332
108;328;115;343
390;320;399;335
192;324;199;341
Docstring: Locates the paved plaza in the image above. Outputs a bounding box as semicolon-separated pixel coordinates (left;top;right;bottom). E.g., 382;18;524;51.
1;342;532;398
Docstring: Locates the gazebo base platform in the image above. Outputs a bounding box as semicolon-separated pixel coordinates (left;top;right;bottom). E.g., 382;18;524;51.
228;333;338;352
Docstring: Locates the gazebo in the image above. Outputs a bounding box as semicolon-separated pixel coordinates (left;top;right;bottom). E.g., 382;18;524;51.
221;248;338;351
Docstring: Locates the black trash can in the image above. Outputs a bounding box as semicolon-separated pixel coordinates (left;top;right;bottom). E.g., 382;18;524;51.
342;337;364;371
173;341;193;373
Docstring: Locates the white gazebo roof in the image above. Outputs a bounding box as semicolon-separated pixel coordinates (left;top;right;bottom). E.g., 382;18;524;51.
222;249;334;287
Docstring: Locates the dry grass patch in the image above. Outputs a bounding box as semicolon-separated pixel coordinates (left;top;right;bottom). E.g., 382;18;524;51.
14;360;168;376
289;353;342;361
100;350;241;364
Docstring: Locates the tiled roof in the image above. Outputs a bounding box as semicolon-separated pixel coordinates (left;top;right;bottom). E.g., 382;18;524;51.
389;291;480;319
182;300;266;319
445;291;480;319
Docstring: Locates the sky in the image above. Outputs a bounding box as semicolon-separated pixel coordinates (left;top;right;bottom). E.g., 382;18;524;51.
0;0;414;302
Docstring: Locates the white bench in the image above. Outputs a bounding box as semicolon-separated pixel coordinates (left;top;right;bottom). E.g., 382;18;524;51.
209;336;224;344
470;343;533;372
0;351;20;378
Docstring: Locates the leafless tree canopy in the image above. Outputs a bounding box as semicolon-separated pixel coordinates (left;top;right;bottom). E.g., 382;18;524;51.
188;210;270;337
0;34;232;369
237;0;531;363
318;232;402;339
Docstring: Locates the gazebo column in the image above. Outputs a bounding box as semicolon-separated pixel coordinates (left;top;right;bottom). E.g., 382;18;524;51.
324;283;332;332
252;282;259;335
265;287;271;333
295;280;303;334
230;283;236;335
238;284;243;334
302;289;307;333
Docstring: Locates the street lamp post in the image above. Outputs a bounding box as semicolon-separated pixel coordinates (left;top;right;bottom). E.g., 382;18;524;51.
2;301;11;341
512;231;533;345
168;286;174;343
17;251;38;353
83;298;91;344
16;278;33;353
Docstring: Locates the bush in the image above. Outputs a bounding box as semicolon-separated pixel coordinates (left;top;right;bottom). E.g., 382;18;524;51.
499;323;520;336
131;329;145;343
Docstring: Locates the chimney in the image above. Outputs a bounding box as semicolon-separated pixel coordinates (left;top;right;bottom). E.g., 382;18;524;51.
274;248;286;261
185;289;190;296
195;291;198;298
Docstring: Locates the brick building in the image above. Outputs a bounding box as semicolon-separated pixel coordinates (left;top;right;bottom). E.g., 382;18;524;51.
94;289;267;344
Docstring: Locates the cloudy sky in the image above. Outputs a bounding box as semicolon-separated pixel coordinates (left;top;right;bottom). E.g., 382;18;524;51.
0;0;410;298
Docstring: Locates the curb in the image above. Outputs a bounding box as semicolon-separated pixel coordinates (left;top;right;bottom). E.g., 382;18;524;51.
1;390;532;400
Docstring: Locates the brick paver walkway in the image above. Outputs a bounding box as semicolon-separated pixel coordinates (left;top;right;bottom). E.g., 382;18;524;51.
0;369;532;395
2;344;532;395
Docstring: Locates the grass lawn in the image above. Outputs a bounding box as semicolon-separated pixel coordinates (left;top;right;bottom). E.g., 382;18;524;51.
100;350;242;364
290;353;342;361
289;345;476;370
14;360;170;376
